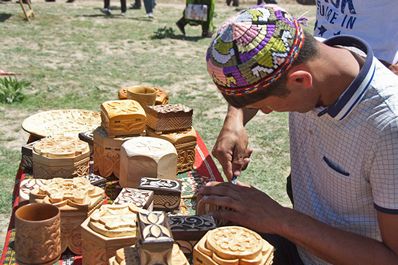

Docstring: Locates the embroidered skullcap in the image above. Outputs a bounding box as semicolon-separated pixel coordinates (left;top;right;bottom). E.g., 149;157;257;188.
206;4;305;104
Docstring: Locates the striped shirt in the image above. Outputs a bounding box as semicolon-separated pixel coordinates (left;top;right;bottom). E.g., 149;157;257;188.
289;36;398;265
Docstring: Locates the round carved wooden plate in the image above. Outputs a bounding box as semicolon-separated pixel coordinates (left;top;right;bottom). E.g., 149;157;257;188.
22;109;101;138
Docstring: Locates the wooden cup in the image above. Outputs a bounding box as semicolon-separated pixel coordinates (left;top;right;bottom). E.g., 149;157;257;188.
15;203;62;265
126;86;157;107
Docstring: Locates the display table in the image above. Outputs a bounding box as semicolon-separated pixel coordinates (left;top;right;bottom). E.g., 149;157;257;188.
0;133;222;265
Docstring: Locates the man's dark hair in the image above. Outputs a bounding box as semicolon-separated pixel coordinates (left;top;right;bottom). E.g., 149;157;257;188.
224;31;319;108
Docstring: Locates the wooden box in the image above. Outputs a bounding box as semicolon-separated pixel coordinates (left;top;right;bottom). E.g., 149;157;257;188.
137;211;174;265
147;127;197;173
100;100;146;137
145;104;193;133
113;188;154;210
119;137;177;188
81;204;141;265
139;177;181;212
29;177;105;254
93;126;134;178
21;141;37;174
169;215;216;241
83;172;107;188
193;226;274;265
32;136;90;179
108;244;188;265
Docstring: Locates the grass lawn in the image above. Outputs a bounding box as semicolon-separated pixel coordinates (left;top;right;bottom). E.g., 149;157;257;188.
0;0;315;252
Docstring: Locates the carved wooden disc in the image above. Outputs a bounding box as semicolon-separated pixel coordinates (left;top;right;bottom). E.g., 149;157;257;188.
206;226;263;260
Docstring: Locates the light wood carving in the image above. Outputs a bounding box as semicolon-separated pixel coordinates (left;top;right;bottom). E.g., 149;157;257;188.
93;126;134;178
32;136;90;179
29;177;105;254
193;226;274;265
147;127;197;173
113;188;154;210
119;137;177;188
101;100;146;137
19;179;47;202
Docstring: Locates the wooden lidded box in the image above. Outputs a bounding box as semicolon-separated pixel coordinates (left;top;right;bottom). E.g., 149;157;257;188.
119;136;178;188
113;188;154;211
29;177;105;254
139;177;182;212
81;204;141;265
145;104;193;133
32;136;90;179
108;244;188;265
147;127;197;173
100;99;146;137
193;226;275;265
93;126;134;178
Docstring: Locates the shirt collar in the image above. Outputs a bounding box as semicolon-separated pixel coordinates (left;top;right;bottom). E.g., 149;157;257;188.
317;35;376;120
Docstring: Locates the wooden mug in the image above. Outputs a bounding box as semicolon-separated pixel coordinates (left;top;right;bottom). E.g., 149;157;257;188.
15;203;61;265
126;85;157;107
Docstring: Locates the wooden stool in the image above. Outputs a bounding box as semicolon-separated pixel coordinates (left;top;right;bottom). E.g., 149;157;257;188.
19;0;34;21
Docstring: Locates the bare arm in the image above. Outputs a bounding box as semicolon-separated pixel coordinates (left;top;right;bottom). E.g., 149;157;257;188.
212;105;258;180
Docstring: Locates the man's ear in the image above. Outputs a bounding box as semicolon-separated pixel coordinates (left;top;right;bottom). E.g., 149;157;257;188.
286;69;313;90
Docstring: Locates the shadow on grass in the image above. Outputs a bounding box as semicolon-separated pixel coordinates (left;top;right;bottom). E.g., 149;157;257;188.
0;13;12;22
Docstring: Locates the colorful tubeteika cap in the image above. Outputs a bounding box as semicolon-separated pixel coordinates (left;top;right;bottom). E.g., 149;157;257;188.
206;5;305;100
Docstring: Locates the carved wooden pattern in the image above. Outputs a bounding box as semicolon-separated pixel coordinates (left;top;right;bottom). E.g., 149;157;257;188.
139;177;181;211
21;141;36;174
146;104;193;132
193;226;275;265
83;173;106;188
101;100;146;137
32;136;90;179
19;179;47;202
138;211;174;265
89;204;139;238
21;109;101;138
113;188;154;210
168;215;217;241
15;213;61;265
154;87;169;105
93;127;133;178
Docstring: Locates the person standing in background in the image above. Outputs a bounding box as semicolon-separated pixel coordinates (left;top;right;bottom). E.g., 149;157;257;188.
314;0;398;74
101;0;127;16
130;0;141;9
143;0;155;18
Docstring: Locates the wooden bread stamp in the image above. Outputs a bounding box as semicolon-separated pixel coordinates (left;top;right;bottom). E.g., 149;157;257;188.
32;136;90;179
145;104;193;133
81;204;142;265
146;127;197;173
139;177;182;212
29;177;105;254
119;137;177;188
193;226;274;265
100;100;146;137
137;211;174;265
113;188;154;211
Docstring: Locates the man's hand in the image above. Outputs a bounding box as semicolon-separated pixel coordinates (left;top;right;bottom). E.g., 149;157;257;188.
198;181;286;234
212;106;257;181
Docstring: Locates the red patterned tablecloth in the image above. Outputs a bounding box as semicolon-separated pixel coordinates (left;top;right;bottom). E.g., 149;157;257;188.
0;133;222;264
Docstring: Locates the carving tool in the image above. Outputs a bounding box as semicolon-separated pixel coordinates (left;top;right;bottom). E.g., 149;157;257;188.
231;175;238;185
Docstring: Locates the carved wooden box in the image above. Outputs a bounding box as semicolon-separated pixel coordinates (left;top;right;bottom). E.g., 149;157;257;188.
32;136;90;179
81;204;141;265
83;172;107;188
29;177;105;254
113;188;154;210
100;100;146;137
93;126;134;178
147;127;197;173
138;177;182;212
145;104;193;133
21;141;37;174
108;244;188;265
168;215;217;241
137;211;174;265
119;137;178;188
193;226;275;265
19;179;47;202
